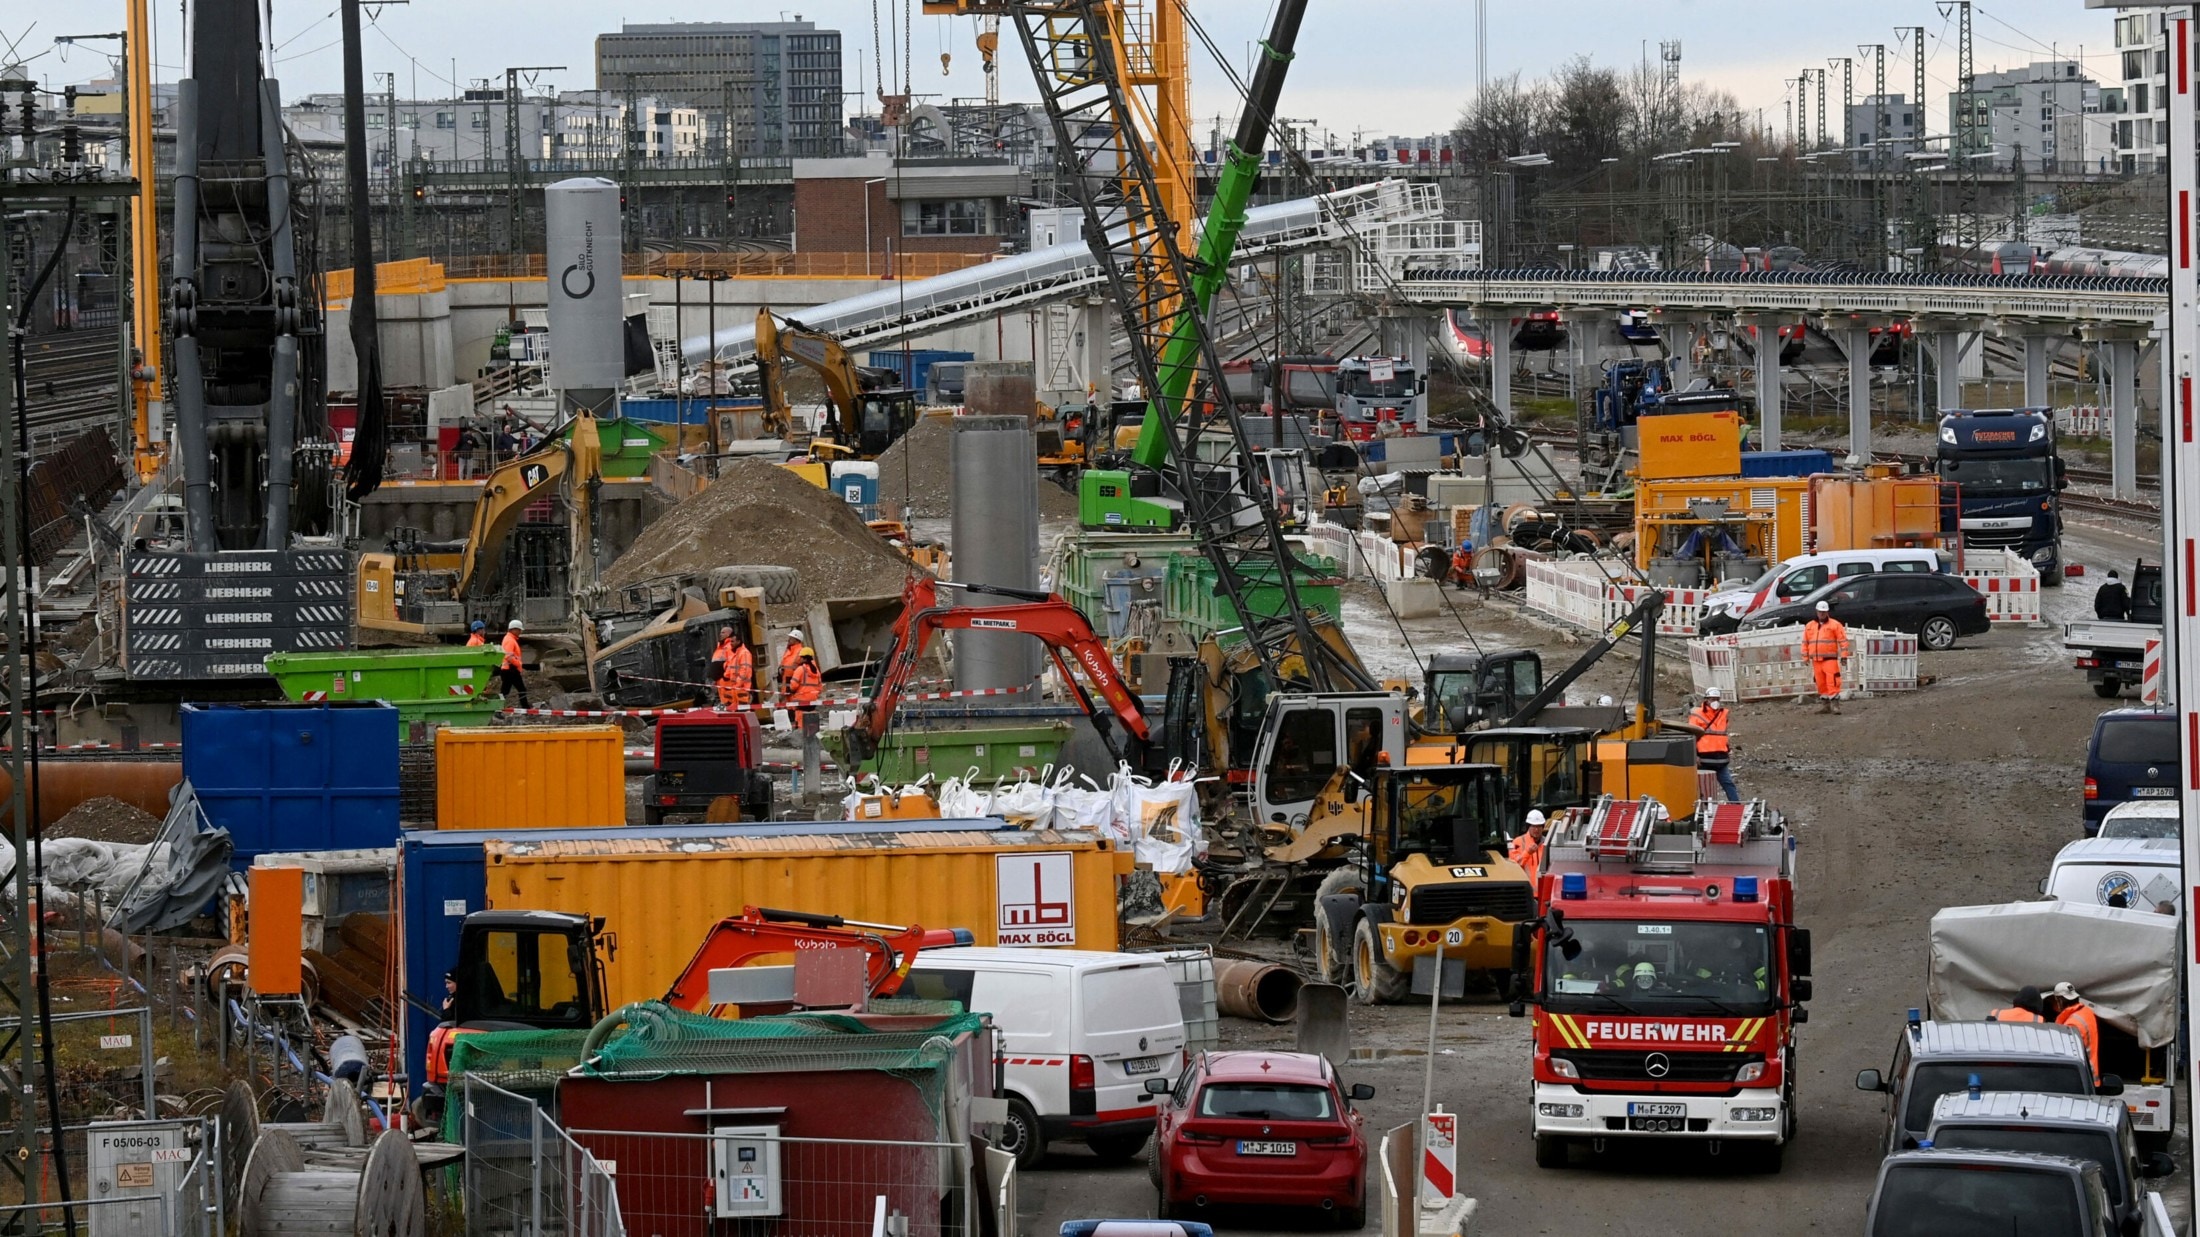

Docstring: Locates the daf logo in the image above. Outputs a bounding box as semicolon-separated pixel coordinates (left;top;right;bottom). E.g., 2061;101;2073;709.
1643;1053;1672;1079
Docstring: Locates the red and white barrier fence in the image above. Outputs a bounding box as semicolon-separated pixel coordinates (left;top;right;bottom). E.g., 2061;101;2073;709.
1957;549;2045;626
1687;626;1918;701
2055;405;2112;439
1524;558;1718;637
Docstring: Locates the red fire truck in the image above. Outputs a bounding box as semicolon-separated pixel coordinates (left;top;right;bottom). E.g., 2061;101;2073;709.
1509;796;1811;1171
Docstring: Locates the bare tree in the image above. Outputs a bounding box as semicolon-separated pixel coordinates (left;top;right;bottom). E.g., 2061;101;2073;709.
1452;71;1546;166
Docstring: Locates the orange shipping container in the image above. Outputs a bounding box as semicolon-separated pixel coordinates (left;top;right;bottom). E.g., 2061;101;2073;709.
247;866;305;996
436;725;626;829
1809;475;1945;552
1635;411;1742;481
481;828;1131;1007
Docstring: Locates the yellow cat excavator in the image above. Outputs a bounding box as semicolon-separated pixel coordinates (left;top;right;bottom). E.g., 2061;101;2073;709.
755;309;919;458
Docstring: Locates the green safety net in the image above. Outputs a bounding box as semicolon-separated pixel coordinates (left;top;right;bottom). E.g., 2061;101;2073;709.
442;1027;593;1140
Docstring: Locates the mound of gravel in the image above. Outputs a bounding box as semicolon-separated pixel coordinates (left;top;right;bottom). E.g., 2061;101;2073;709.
607;457;924;603
877;415;1078;521
51;796;163;845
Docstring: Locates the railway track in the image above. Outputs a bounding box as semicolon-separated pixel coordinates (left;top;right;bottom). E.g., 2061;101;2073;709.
17;329;126;446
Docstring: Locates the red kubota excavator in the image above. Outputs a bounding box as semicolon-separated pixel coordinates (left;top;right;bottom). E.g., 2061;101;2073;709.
847;576;1154;768
416;905;972;1123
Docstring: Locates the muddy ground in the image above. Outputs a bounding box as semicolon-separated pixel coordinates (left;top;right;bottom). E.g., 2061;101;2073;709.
1015;508;2189;1233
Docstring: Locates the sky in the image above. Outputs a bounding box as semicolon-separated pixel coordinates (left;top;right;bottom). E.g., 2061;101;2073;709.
5;0;2124;142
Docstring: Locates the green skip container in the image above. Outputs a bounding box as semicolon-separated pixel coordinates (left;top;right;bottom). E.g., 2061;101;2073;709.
844;720;1074;784
264;647;509;734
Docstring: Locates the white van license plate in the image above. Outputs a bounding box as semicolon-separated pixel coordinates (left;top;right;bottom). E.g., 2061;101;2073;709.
1124;1056;1166;1075
1237;1141;1296;1156
1627;1103;1686;1118
2133;787;2176;798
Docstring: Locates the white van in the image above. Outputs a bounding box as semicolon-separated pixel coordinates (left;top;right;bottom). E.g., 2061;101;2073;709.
906;947;1187;1168
2041;836;2182;912
1700;548;1953;634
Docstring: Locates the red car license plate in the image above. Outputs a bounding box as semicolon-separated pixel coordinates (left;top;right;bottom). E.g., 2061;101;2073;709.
1237;1140;1296;1156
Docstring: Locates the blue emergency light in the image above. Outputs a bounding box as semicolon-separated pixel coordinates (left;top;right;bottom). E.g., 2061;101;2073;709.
1967;1073;1981;1100
1906;1007;1922;1027
1560;873;1587;901
1733;876;1759;904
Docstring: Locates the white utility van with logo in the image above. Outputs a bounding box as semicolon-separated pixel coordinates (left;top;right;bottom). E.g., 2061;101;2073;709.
906;947;1187;1168
2041;837;2182;914
1700;549;1951;634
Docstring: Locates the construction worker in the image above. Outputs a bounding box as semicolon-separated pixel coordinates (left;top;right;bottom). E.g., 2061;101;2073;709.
2095;570;2131;622
1508;809;1548;875
711;624;754;709
1990;985;2047;1023
1449;541;1475;590
778;629;808;694
782;643;824;731
1801;600;1848;714
465;620;486;647
2044;981;2103;1081
497;619;529;707
1687;686;1739;802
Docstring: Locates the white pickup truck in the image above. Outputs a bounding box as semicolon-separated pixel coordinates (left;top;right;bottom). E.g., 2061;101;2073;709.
2063;563;2163;698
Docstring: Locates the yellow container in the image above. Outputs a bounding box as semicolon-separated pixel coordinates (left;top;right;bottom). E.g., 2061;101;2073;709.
1635;411;1742;481
1809;475;1944;552
435;725;627;829
482;827;1131;1008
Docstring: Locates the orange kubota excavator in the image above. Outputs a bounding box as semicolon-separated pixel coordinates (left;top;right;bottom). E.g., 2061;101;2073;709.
415;905;972;1123
847;576;1154;768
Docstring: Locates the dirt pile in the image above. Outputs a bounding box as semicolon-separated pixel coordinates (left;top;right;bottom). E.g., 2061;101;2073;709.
50;796;163;844
877;415;1078;520
607;457;922;602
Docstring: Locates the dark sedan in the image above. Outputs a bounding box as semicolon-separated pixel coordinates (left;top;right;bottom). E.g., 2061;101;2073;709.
1739;572;1990;651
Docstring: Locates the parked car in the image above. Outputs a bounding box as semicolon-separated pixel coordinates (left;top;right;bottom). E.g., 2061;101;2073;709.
1864;1149;2114;1237
1698;548;1950;635
2096;800;2178;841
1925;1090;2174;1235
2082;708;2178;835
1147;1051;1373;1228
2041;836;2183;914
1737;572;1989;650
905;947;1187;1169
1855;1016;2110;1155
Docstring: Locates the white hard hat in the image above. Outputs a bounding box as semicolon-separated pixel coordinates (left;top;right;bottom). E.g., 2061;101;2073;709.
1596;695;1614;707
507;619;523;630
1704;686;1722;700
2049;981;2082;1002
1525;810;1547;828
787;628;805;641
1814;601;1830;612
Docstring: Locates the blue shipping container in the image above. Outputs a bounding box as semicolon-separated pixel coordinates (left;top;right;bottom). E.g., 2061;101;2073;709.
1739;448;1836;478
396;818;1023;1095
181;702;400;870
866;349;972;397
617;396;764;425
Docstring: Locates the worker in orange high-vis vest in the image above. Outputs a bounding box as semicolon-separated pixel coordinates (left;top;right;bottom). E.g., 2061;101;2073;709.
782;644;823;731
1507;809;1549;876
1800;601;1848;714
1687;686;1739;802
1989;985;2047;1023
712;625;754;709
465;620;486;647
2045;981;2103;1082
777;628;808;694
498;619;530;707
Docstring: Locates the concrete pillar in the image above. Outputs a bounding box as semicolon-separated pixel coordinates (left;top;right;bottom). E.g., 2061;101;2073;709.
949;417;1041;701
1565;311;1603;405
1390;313;1434;432
2109;338;2139;499
1842;326;1873;461
1481;309;1513;418
1933;331;1963;415
2022;333;2052;409
1665;320;1693;389
1742;313;1783;452
1077;297;1110;402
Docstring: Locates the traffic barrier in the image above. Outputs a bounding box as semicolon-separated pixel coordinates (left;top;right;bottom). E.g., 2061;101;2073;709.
2055;405;2111;439
1611;582;1711;637
1958;549;2045;625
1524;558;1611;633
1688;626;1917;701
2143;638;2162;705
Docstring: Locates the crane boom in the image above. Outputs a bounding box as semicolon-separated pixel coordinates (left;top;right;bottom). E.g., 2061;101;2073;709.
1007;0;1359;693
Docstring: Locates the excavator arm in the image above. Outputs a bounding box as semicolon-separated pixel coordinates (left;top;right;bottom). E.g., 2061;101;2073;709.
450;409;602;598
850;576;1153;767
660;906;969;1012
1501;587;1666;727
755;309;898;439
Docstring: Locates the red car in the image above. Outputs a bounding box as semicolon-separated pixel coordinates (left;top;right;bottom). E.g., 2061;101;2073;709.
1146;1051;1373;1228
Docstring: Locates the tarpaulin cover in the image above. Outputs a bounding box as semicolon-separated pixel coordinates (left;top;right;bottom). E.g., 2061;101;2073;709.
1928;901;2179;1048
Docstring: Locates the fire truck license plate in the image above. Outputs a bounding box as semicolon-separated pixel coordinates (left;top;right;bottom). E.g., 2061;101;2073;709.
1627;1103;1686;1118
1237;1141;1296;1156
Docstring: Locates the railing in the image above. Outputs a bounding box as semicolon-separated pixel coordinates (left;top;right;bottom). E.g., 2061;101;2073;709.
462;1076;625;1237
440;251;994;281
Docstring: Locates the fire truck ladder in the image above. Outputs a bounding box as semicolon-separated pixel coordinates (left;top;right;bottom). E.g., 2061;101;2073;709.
1568;794;1666;860
1695;799;1776;847
1005;1;1363;692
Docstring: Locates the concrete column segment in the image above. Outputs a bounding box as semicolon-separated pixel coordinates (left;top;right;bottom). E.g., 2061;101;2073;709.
1475;307;1514;418
1563;310;1604;404
1739;313;1784;452
1934;331;1963;415
1841;326;1873;461
2109;339;2139;499
1077;297;1110;402
2023;334;2052;410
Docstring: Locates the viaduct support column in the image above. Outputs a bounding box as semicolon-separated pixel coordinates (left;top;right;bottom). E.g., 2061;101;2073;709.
1822;314;1888;462
2023;332;2052;409
1477;307;1513;419
1740;312;1785;451
2080;323;2149;501
1933;329;1965;415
